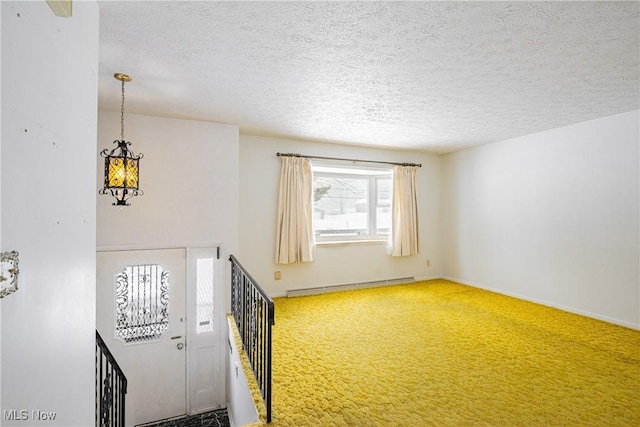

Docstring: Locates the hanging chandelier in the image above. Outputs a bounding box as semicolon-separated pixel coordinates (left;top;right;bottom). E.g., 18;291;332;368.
99;73;144;206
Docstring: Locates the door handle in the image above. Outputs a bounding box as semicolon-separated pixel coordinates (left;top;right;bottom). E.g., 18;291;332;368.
171;335;182;340
177;342;184;350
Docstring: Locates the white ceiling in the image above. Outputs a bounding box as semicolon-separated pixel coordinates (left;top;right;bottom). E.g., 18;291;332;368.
97;1;639;154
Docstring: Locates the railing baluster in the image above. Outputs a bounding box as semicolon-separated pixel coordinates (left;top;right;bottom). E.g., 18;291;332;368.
110;364;115;426
113;367;117;426
96;343;100;427
229;255;275;423
120;373;126;427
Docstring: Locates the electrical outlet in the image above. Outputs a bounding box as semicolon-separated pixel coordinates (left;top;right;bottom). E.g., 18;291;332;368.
426;259;431;267
274;271;282;280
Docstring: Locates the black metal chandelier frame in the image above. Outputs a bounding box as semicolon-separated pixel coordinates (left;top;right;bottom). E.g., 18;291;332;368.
99;73;144;206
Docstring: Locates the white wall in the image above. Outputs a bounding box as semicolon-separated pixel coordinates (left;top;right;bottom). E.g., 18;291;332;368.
97;111;239;260
442;110;640;328
226;320;260;427
0;2;3;416
1;1;99;425
239;135;442;296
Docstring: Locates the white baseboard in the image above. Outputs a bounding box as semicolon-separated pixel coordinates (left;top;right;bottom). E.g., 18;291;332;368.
442;275;640;330
270;291;287;298
415;275;445;282
286;276;415;297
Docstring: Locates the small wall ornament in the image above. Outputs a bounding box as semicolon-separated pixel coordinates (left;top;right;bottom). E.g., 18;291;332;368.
0;250;20;298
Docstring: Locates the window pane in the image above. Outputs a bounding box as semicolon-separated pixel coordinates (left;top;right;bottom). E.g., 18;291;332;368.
311;163;392;241
314;175;368;237
376;177;392;235
196;257;214;334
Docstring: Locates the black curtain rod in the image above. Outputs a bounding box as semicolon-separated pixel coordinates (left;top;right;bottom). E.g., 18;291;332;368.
276;152;422;168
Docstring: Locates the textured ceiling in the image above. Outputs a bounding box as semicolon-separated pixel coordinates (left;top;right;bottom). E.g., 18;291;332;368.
97;1;639;154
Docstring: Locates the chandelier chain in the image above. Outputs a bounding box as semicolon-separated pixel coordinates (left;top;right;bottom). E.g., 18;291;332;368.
120;79;125;141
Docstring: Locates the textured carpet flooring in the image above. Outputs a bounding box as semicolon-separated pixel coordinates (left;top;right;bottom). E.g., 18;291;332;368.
270;280;639;426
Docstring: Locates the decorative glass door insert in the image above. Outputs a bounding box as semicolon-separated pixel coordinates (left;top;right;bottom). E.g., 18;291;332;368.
115;263;169;343
196;257;214;334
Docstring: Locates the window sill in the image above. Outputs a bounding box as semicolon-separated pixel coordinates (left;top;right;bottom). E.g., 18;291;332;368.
316;239;388;247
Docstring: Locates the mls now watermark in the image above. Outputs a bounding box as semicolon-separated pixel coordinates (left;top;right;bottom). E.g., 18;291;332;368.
4;409;57;421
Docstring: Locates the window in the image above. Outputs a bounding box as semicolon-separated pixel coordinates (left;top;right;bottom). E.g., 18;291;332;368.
196;257;215;334
312;162;392;242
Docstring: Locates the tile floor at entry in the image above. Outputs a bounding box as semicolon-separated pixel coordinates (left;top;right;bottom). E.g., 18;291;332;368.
136;408;230;427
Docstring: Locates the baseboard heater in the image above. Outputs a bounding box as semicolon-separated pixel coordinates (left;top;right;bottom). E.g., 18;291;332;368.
286;276;415;297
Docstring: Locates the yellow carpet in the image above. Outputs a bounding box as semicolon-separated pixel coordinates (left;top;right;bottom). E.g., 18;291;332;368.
270;280;639;426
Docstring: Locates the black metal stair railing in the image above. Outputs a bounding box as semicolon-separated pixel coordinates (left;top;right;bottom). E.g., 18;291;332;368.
96;330;128;427
230;255;275;423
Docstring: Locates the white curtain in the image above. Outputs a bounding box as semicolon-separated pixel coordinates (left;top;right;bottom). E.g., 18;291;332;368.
274;156;315;264
390;165;419;256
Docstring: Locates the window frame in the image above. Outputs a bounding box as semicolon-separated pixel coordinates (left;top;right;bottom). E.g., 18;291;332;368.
311;161;392;243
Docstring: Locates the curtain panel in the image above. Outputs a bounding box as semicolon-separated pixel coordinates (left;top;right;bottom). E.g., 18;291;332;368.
274;156;315;264
390;165;419;256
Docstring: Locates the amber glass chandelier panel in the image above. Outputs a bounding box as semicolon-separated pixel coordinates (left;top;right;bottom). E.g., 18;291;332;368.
106;156;139;189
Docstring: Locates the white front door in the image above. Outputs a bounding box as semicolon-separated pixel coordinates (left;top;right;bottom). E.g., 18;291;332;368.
97;249;187;426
